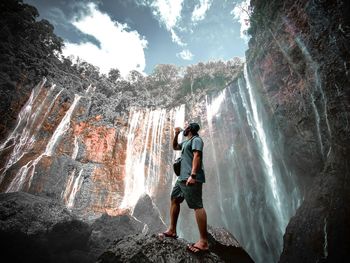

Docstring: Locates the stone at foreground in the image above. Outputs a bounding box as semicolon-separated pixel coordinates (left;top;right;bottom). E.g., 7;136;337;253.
88;213;145;260
208;225;255;263
97;233;224;263
132;193;167;234
0;192;92;263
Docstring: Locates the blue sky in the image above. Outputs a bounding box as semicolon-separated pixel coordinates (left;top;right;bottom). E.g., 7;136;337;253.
24;0;250;77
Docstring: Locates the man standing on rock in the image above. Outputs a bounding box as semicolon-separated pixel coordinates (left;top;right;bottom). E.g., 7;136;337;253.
159;122;209;254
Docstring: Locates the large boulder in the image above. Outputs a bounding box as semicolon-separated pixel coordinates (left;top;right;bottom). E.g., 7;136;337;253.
88;213;145;260
132;193;167;234
97;225;255;263
208;225;254;263
97;233;224;263
279;173;350;263
0;192;92;263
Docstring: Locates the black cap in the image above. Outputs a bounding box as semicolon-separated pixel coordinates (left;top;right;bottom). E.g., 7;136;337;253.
189;122;200;132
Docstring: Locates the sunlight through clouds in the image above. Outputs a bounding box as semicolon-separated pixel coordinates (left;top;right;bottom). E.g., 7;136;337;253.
63;3;148;77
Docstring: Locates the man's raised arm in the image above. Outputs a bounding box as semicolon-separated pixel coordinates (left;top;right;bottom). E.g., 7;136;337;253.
173;127;182;150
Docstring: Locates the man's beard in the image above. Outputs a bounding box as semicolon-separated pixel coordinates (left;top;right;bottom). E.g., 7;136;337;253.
183;129;189;136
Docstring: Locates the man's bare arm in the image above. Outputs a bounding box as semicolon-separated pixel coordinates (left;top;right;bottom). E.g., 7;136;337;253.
186;150;201;185
173;128;181;150
191;151;201;176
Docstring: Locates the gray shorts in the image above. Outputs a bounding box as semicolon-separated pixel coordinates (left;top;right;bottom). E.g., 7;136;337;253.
170;180;203;209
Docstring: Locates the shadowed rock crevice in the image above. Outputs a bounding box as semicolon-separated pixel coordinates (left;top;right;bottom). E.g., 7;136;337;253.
208;226;254;263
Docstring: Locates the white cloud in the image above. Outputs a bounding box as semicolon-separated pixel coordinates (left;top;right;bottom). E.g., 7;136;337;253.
62;3;148;77
145;0;186;46
231;0;251;42
150;0;184;30
170;28;186;46
177;49;193;60
192;0;212;22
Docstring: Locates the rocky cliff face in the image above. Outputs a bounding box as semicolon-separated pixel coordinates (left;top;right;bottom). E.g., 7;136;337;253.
247;0;350;262
0;80;130;219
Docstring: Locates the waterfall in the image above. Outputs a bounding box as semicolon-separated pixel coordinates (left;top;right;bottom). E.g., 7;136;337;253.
294;37;332;158
205;89;229;227
63;168;84;209
118;68;300;262
243;65;286;228
120;105;185;210
0;81;82;193
45;94;81;156
271;17;331;159
202;64;301;262
0;80;51;174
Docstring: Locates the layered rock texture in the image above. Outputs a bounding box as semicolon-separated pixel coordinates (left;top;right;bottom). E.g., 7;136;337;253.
97;227;254;263
247;0;350;262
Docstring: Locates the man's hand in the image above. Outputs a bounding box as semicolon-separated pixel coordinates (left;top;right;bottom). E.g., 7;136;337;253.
173;127;182;150
174;127;182;135
186;175;196;186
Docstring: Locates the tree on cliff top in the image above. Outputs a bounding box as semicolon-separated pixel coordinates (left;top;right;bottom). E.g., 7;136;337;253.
0;0;64;81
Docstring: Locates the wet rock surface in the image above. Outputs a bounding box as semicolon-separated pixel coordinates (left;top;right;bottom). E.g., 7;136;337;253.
247;0;350;261
279;173;350;263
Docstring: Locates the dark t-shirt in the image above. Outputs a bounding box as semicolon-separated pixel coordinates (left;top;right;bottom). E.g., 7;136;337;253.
178;136;205;183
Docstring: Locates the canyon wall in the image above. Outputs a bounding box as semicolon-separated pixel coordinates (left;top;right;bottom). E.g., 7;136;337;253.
247;0;350;262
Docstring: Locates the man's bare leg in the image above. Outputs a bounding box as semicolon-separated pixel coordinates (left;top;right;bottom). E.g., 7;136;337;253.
161;198;180;237
189;207;209;251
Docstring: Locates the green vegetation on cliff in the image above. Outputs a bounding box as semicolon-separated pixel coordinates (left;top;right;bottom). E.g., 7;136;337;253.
0;0;243;137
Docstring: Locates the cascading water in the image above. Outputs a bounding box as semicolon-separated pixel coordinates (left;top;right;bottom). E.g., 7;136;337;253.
0;79;49;172
205;89;229;228
45;94;81;156
243;65;286;228
5;94;81;193
63;168;84;209
201;64;301;263
120;105;185;210
0;79;87;198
